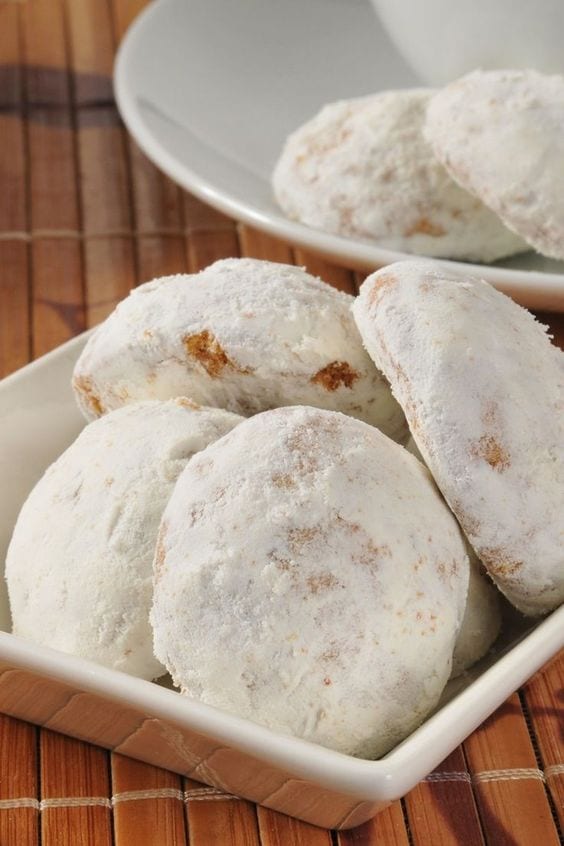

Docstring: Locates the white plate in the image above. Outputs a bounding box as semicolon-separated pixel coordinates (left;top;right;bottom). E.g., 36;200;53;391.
113;0;564;311
0;337;563;829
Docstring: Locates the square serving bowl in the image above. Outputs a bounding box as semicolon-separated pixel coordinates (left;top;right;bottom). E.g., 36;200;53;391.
0;334;562;830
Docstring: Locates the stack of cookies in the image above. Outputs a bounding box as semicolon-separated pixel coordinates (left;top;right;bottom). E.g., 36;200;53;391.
273;69;564;262
4;264;563;756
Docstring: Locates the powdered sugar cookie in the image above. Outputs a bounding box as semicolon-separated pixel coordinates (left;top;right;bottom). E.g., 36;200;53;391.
425;69;564;259
451;548;501;677
72;258;406;442
354;260;564;616
404;436;501;673
6;400;242;679
151;406;469;759
273;90;526;262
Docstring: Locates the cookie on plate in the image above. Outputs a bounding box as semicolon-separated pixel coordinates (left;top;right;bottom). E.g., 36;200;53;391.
425;69;564;259
405;436;501;674
353;260;564;616
272;90;526;262
151;406;469;759
5;399;242;679
72;258;406;442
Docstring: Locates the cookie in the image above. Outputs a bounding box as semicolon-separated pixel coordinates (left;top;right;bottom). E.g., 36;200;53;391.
353;260;564;615
5;400;242;679
72;258;406;442
425;69;564;259
151;406;469;759
272;90;526;261
405;436;501;673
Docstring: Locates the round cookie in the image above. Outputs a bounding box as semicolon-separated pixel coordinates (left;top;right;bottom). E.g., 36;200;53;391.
353;260;564;616
425;69;564;259
151;406;469;759
72;258;406;442
404;436;501;673
6;399;242;679
272;89;526;262
452;551;502;678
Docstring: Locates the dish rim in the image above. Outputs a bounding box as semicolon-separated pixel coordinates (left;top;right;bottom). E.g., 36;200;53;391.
1;332;562;804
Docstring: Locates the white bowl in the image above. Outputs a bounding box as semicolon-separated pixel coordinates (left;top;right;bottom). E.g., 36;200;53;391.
371;0;564;85
0;334;562;829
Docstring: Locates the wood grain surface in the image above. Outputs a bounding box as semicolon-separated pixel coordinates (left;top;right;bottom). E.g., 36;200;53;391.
0;1;562;844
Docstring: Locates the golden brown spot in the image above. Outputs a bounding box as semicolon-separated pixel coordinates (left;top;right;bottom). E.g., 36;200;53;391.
271;473;296;489
480;548;523;578
311;361;359;392
143;329;154;339
174;397;201;411
471;435;510;471
183;330;251;378
153;523;168;581
104;477;114;488
320;646;340;662
306;572;340;594
356;539;392;567
272;554;294;574
73;375;105;417
367;273;397;308
288;526;320;552
404;217;446;238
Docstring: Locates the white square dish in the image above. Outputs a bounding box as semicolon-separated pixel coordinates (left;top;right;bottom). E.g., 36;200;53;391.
0;335;562;830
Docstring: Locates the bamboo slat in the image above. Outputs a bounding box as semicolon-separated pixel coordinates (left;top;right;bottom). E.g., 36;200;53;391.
336;801;410;846
27;110;78;230
464;692;561;846
77;106;136;321
0;114;26;231
183;192;240;271
65;0;114;104
0;2;21;108
187;227;241;273
524;654;564;829
111;0;150;42
184;777;261;846
40;729;112;846
31;239;84;356
0;715;38;846
0;241;29;377
128;141;186;280
21;0;69;106
238;225;294;264
403;748;485;846
256;806;333;846
112;753;187;846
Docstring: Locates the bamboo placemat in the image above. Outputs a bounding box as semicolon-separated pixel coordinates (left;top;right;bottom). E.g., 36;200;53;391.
0;1;562;843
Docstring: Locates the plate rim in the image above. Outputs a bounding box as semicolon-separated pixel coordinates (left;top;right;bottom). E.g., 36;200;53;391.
113;0;564;310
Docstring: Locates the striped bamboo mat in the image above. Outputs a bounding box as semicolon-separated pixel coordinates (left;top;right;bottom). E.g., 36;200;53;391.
0;1;562;843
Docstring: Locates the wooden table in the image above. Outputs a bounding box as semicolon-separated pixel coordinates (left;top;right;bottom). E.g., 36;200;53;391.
0;1;562;844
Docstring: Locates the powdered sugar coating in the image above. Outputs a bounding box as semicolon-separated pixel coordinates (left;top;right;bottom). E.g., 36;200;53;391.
272;90;526;262
5;400;242;679
451;552;501;678
405;436;501;674
353;260;564;615
151;406;469;759
72;258;405;441
425;69;564;259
